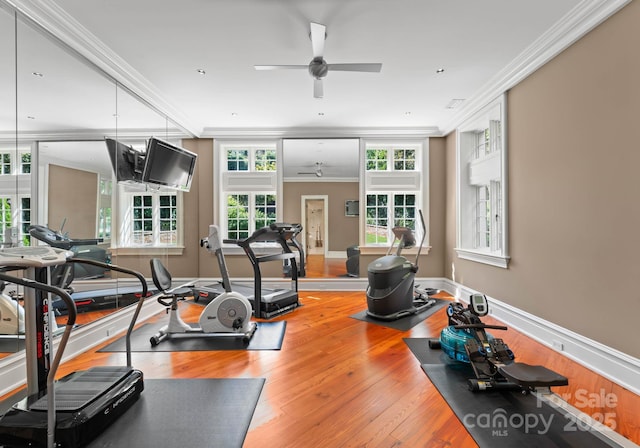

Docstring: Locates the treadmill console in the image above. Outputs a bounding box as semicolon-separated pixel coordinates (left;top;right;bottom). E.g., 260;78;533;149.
0;246;73;268
469;293;489;316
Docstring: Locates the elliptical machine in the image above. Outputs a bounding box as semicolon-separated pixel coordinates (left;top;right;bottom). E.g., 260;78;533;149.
149;226;257;346
429;293;569;393
366;210;436;320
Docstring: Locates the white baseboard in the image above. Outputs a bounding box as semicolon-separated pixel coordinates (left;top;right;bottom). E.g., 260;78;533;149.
441;278;640;397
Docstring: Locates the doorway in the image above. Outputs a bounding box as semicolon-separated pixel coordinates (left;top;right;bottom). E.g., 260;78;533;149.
302;196;328;256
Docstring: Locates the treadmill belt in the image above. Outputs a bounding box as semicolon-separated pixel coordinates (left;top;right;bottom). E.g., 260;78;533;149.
30;366;133;411
349;298;447;331
403;338;621;447
88;378;264;448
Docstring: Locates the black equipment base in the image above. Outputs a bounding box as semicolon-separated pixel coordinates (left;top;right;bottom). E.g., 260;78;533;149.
193;284;299;319
0;366;143;447
404;338;621;447
98;321;287;352
350;298;447;331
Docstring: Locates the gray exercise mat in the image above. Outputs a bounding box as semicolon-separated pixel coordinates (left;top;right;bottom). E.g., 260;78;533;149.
349;298;447;331
404;338;621;448
88;378;264;448
98;321;286;352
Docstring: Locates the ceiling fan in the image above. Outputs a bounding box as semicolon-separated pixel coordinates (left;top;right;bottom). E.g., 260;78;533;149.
255;22;382;99
298;162;324;177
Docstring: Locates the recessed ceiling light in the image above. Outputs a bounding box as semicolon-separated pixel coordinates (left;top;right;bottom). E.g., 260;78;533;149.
436;68;445;74
231;112;238;117
196;69;206;75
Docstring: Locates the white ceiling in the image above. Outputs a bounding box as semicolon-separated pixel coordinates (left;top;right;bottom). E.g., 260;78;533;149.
0;0;629;178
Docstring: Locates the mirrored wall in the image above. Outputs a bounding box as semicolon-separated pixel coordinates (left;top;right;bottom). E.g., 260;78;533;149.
0;3;184;360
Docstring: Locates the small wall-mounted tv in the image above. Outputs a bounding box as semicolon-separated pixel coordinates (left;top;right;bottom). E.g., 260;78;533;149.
141;137;197;192
345;200;359;217
105;138;144;182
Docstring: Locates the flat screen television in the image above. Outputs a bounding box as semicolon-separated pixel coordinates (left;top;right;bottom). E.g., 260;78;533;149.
141;137;197;192
105;138;144;182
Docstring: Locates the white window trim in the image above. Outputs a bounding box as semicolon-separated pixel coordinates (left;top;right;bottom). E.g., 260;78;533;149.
360;138;430;251
455;93;509;268
111;184;185;253
214;139;283;249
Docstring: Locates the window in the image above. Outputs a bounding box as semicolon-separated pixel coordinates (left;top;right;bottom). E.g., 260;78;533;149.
129;193;177;246
456;94;509;268
97;178;112;240
226;193;277;240
362;139;426;247
0;195;31;246
19;197;31;246
365;146;417;172
0;150;31;175
217;141;279;241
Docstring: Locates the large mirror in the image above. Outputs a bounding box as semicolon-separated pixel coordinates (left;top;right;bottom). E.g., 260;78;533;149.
0;6;19;357
282;138;360;278
0;3;180;362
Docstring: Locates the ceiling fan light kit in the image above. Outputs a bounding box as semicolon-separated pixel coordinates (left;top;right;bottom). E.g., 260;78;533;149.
255;22;382;98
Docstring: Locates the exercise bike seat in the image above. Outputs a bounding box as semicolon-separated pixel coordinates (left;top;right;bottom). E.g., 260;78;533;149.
498;362;568;388
149;258;193;297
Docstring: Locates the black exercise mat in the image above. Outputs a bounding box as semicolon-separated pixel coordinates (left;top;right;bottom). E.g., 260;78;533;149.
89;378;263;448
0;338;24;353
98;321;286;352
404;338;620;447
349;298;447;331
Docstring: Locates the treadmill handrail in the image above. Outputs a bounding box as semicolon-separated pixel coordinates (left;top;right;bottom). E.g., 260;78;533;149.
0;271;77;448
69;257;148;367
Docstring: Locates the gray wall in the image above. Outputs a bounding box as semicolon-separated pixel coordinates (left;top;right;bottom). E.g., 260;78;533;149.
444;1;640;358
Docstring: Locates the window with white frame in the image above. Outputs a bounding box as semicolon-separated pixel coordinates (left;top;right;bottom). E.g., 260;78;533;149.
0;195;31;246
362;140;426;246
97;178;112;240
115;185;183;248
456;94;509;268
218;142;279;241
0;150;31;175
128;192;178;246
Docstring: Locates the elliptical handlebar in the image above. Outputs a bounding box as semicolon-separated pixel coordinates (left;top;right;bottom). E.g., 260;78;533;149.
414;210;427;266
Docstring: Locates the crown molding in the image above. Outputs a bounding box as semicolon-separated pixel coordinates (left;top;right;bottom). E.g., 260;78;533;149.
3;0;202;138
440;0;632;136
201;126;441;139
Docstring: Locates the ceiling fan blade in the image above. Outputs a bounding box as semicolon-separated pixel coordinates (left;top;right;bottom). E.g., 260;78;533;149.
254;65;308;70
314;78;323;99
327;63;382;73
310;22;326;59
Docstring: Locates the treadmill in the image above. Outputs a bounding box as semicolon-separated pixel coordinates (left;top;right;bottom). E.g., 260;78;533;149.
0;246;148;448
195;223;300;319
29;224;156;315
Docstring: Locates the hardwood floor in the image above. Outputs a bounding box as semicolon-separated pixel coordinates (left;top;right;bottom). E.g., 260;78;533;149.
304;254;348;278
4;288;636;447
1;256;638;446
